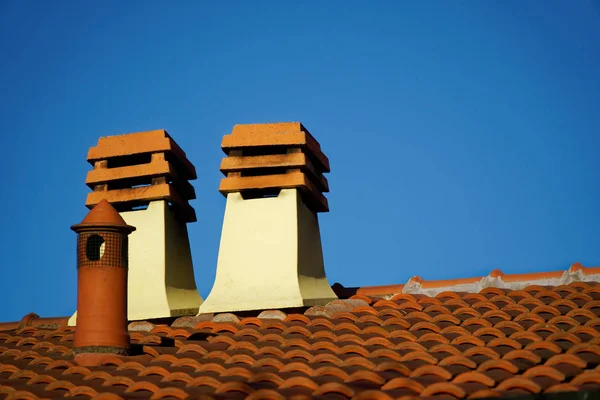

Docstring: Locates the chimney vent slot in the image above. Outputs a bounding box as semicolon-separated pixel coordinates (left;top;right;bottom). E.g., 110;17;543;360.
235;146;290;157
241;167;288;177
240;189;282;200
107;153;152;169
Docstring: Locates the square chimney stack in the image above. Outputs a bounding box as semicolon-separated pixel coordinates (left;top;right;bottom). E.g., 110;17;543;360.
198;122;338;313
69;129;203;324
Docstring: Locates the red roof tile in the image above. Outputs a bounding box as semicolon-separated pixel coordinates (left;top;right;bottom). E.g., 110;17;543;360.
4;266;600;399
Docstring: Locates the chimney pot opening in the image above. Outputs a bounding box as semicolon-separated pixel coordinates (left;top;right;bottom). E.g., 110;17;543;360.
85;234;105;261
77;232;131;269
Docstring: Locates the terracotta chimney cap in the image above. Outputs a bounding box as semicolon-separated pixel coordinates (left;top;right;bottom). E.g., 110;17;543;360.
71;200;135;233
218;122;331;213
84;129;197;223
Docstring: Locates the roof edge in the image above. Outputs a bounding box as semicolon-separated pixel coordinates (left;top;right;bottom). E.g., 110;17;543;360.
352;262;600;297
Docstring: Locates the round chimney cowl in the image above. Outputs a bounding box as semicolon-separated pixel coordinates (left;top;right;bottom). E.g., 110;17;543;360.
71;199;136;234
72;199;136;365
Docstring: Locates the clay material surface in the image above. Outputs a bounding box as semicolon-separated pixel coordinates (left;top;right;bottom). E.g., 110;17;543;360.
3;265;600;398
220;152;330;192
218;122;331;213
71;200;135;358
85;130;197;223
222;122;330;172
219;171;328;213
87;129;196;179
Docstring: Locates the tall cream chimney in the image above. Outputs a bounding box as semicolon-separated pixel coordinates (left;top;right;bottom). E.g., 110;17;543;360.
69;129;202;324
198;122;338;313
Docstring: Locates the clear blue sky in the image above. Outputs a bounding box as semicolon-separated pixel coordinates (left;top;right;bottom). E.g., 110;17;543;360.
1;1;599;322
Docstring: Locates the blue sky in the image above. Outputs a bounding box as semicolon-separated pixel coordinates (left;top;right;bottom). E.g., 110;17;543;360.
1;1;599;322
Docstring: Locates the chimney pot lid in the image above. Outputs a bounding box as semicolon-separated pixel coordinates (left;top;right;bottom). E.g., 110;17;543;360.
71;200;135;233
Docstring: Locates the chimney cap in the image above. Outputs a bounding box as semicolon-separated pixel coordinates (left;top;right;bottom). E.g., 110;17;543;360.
71;200;136;233
218;122;331;213
84;129;197;223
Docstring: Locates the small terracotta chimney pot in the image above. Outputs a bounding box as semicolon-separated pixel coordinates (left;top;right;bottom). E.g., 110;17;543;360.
71;199;135;365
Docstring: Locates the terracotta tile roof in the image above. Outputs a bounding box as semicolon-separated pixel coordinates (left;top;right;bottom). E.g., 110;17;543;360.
4;266;600;399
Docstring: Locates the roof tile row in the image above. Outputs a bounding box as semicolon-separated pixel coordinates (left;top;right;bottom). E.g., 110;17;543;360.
3;281;600;399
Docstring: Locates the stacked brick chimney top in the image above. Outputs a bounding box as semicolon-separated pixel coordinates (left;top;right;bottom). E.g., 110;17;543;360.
85;129;197;222
219;122;330;212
